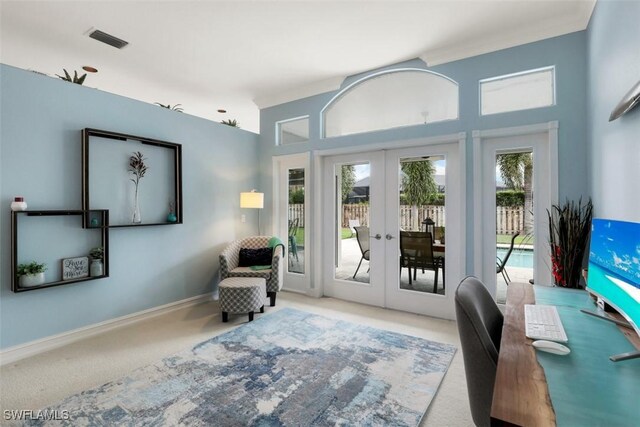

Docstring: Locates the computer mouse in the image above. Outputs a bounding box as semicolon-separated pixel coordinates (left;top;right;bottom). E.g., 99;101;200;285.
532;340;571;355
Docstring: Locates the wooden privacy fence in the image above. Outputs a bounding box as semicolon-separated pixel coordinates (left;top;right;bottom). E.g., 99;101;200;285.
287;204;525;234
288;204;305;227
496;206;525;234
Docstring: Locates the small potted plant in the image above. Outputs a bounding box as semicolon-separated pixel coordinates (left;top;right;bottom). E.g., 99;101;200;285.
17;261;47;287
89;247;104;277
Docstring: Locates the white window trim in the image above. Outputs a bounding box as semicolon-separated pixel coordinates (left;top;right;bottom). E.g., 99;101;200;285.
320;68;460;139
275;115;310;146
478;66;556;116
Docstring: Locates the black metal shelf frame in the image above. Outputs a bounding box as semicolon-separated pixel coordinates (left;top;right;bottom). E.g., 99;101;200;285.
82;128;183;228
11;210;109;292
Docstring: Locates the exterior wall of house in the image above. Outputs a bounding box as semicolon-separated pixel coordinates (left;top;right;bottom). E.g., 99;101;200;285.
587;0;640;223
259;31;589;275
0;64;260;349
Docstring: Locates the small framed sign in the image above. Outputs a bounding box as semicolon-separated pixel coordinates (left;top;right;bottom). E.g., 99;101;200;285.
62;257;89;280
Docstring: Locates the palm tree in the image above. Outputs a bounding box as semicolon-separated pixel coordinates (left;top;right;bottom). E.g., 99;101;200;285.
401;160;437;231
497;153;533;234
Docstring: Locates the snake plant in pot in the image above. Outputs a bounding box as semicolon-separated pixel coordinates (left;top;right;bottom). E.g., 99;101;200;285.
547;198;593;288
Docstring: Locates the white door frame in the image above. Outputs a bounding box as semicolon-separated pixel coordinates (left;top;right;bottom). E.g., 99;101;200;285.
272;153;311;294
384;143;465;319
472;121;559;297
322;151;386;307
311;132;467;319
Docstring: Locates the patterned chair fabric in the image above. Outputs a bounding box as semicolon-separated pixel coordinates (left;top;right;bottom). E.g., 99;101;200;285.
219;236;284;295
219;277;266;313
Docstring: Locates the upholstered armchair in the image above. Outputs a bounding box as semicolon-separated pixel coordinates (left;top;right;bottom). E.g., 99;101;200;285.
219;236;284;306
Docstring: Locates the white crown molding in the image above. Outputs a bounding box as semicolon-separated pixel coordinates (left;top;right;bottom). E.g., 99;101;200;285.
253;75;345;109
421;2;595;66
0;293;214;366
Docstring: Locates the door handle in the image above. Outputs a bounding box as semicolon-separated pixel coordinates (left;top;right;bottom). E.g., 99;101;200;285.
385;234;395;240
370;233;382;240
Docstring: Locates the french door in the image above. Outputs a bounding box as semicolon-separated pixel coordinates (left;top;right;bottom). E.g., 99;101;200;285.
322;143;463;319
475;127;556;302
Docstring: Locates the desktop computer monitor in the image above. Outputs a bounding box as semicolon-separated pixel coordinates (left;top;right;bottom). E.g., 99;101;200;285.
586;218;640;337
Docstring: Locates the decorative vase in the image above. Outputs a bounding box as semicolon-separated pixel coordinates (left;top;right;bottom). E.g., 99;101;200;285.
19;272;45;287
11;196;27;211
90;259;103;277
132;186;141;224
90;217;99;227
167;212;177;222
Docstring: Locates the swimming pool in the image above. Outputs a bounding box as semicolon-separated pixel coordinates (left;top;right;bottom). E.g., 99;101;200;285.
497;248;534;269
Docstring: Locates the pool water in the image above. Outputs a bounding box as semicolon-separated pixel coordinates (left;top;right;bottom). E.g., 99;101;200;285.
497;248;534;269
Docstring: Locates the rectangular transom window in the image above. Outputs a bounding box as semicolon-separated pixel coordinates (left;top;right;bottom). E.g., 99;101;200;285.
480;66;555;116
276;116;309;145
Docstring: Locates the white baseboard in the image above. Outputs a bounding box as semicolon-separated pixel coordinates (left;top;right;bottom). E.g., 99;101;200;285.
307;288;323;298
0;293;214;366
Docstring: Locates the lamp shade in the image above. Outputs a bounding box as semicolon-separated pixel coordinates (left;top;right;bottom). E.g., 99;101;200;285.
240;190;264;209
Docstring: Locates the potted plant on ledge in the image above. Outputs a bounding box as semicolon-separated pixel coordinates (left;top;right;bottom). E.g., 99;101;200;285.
547;198;593;288
89;247;104;277
17;261;47;287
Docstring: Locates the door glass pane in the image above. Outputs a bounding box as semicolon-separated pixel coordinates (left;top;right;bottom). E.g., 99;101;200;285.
287;168;305;274
495;151;535;304
335;163;370;284
398;156;446;295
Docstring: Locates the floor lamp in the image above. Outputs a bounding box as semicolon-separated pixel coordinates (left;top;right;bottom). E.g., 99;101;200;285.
240;189;264;235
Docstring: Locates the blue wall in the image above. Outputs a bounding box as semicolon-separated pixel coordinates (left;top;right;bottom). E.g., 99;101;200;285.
587;0;640;223
259;31;589;273
0;64;260;349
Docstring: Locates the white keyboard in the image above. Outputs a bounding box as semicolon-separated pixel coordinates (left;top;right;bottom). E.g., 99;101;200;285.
524;304;568;343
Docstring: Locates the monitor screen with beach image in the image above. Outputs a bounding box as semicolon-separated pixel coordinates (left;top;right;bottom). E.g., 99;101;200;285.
587;218;640;336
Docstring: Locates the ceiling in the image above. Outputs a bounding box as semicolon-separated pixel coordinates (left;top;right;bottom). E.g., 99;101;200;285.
0;1;595;133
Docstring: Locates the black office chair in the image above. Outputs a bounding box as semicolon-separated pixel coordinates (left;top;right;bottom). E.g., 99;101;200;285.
496;231;520;284
455;276;504;427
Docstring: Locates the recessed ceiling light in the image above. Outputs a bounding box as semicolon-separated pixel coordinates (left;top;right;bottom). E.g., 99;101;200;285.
217;109;227;113
82;66;98;73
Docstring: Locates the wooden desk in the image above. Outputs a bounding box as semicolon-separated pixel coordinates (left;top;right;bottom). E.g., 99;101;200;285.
491;282;640;426
491;282;555;426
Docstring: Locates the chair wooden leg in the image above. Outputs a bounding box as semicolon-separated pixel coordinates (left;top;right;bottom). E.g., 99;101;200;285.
409;267;413;285
433;268;439;293
222;312;228;322
260;305;265;313
248;311;254;322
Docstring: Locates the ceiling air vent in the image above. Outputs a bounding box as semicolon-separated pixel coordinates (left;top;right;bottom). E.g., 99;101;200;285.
88;29;129;49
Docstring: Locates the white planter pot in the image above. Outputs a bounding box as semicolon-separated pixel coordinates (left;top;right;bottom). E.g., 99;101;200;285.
90;260;104;277
19;272;45;288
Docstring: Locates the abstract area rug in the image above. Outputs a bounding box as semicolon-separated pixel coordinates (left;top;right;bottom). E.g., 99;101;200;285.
31;308;456;426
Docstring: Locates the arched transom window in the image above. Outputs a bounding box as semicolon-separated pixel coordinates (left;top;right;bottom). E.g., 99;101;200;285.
322;69;459;138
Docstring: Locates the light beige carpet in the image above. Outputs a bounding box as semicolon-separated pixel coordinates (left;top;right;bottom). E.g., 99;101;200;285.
0;291;472;426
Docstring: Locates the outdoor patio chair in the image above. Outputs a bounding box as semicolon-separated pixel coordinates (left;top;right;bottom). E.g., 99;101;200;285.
400;231;444;293
288;218;299;263
496;231;520;284
348;219;361;237
353;226;370;278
